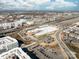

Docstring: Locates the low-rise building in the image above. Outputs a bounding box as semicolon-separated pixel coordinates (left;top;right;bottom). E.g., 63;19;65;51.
0;47;31;59
27;25;58;36
0;36;18;54
0;19;26;30
63;22;79;43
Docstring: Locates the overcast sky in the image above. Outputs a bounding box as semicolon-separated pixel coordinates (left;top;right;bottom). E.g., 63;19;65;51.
0;0;79;11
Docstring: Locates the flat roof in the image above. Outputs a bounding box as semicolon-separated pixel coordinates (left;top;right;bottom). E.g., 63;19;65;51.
75;22;79;25
28;25;58;36
0;47;31;59
0;36;18;48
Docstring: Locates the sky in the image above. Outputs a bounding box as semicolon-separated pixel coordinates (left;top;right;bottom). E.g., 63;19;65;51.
0;0;79;11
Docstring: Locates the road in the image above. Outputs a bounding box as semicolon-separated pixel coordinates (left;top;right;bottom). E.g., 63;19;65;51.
20;16;79;59
54;17;79;59
55;17;79;28
55;29;77;59
13;16;79;59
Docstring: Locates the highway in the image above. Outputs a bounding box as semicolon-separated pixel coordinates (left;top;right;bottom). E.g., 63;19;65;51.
7;16;79;59
55;17;79;28
54;17;79;59
18;16;79;59
55;29;77;59
19;16;79;59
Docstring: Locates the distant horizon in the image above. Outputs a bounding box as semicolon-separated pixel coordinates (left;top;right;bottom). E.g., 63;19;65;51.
0;0;79;11
0;11;79;15
0;9;79;13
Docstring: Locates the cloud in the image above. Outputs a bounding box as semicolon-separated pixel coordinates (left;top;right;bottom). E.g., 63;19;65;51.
1;1;33;11
47;0;77;10
0;0;50;10
0;0;78;10
28;0;50;4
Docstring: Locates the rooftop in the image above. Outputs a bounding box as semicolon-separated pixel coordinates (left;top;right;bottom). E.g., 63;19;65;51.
0;36;18;47
0;47;31;59
0;36;18;54
27;25;58;36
